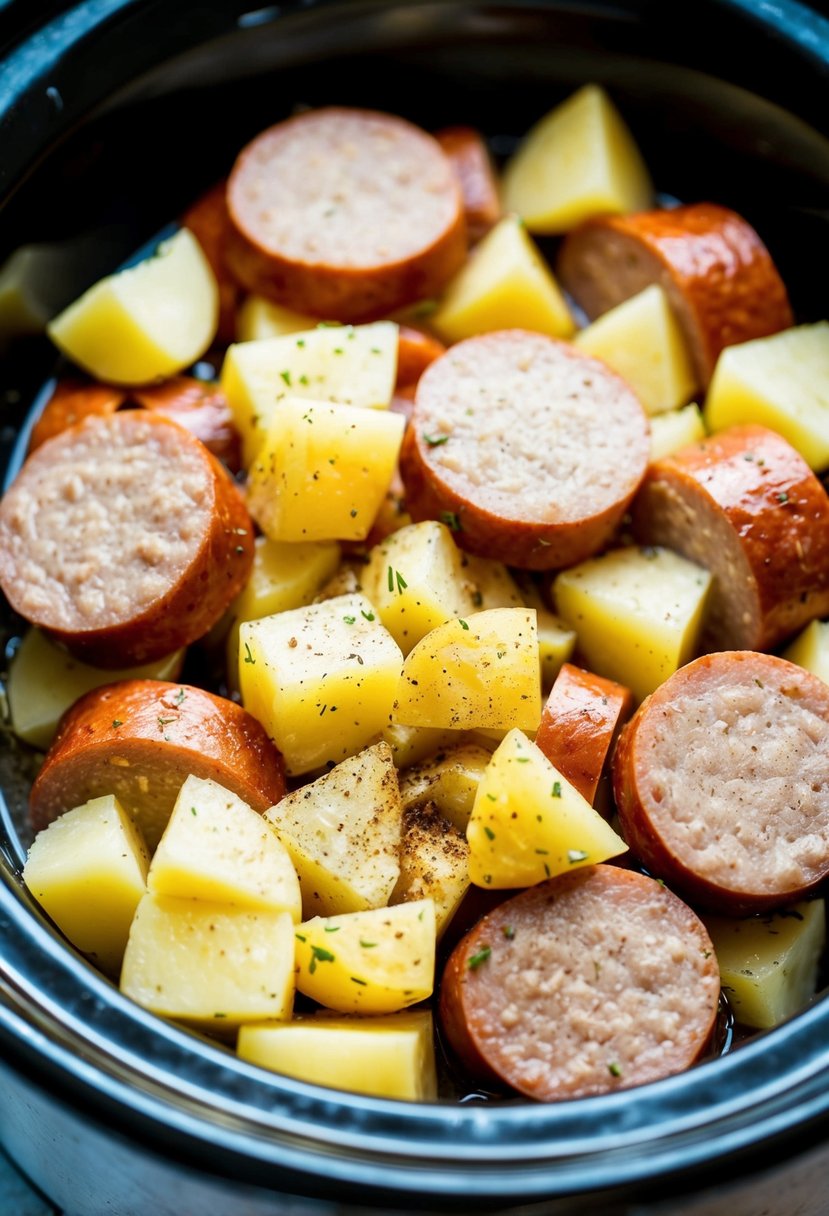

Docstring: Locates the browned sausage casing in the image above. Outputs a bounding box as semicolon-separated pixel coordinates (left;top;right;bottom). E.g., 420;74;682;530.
440;866;720;1101
29;680;286;849
400;330;650;570
612;652;829;915
434;126;502;244
395;326;446;390
535;663;633;805
558;203;793;387
182;180;240;345
0;412;254;668
633;424;829;651
131;376;242;472
28;380;126;453
225;108;467;321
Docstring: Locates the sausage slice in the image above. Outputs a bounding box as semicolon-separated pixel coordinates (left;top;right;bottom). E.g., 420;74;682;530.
535;663;633;805
558;203;793;387
0;411;254;667
399;330;650;569
29;680;286;849
225;107;467;321
633;425;829;651
434;126;502;244
131;376;242;472
440;866;719;1101
612;652;829;915
29;380;126;453
182;180;239;345
396;326;446;389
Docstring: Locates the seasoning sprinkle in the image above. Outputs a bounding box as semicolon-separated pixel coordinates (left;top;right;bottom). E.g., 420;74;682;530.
468;946;492;970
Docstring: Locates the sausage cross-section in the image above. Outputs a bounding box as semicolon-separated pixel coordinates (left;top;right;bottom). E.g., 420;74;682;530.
0;411;254;667
439;866;720;1101
612;651;829;915
434;126;502;244
399;329;650;569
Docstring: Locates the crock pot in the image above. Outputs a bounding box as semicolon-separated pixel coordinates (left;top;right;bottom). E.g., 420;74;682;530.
1;2;828;1213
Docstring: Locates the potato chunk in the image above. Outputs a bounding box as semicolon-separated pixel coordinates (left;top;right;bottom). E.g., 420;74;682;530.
574;285;696;413
466;730;627;888
393;608;541;731
390;802;470;938
148;775;301;919
554;546;711;701
704;901;826;1030
399;743;492;831
502;84;652;233
784;620;829;685
23;794;149;977
704;323;829;470
237;1010;437;1100
247;399;405;543
380;721;462;770
120;895;295;1030
221;321;398;464
236;295;316;342
48;228;218;384
239;594;403;775
294;900;436;1014
265;743;402;918
650;403;706;462
432;215;574;343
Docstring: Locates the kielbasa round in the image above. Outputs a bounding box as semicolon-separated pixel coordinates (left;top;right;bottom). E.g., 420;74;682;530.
28;380;126;453
131;376;242;472
434;126;502;244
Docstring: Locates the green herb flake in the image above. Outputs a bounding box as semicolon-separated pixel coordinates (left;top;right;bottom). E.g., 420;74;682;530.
296;338;306;348
174;688;186;705
299;374;310;386
516;757;530;764
279;370;292;386
351;976;367;985
459;619;469;630
484;826;496;840
190;806;198;817
157;716;174;729
777;491;789;504
440;511;461;532
551;781;562;798
343;615;356;625
468;946;492;971
423;432;449;447
608;1062;623;1078
309;944;336;974
111;719;123;729
323;925;341;933
213;1012;227;1019
361;609;375;622
503;925;515;940
568;849;589;864
360;940;378;949
243;642;256;665
295;933;307;943
486;793;497;802
755;678;764;689
471;589;483;608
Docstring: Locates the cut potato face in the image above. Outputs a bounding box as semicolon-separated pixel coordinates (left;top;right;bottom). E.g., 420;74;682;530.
294;899;436;1014
379;721;463;770
23;794;149;977
399;743;492;831
47;228;218;384
265;742;402;918
466;730;627;888
784;619;829;686
148;775;301;920
236;295;317;342
650;403;706;462
237;1010;437;1100
390;802;470;938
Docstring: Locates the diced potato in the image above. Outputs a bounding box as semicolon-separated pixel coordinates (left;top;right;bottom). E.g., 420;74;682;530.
704;901;826;1030
650;403;706;462
518;580;578;689
237;1010;437;1100
502;84;653;233
294;900;436;1014
265;743;401;917
391;803;470;937
8;628;184;751
432;214;574;343
784;620;829;686
148;775;301;920
247;399;405;543
704;323;829;470
47;228;218;384
23;795;149;977
225;536;340;687
466;730;627;888
379;721;463;770
554;546;712;701
237;295;316;342
239;594;403;776
458;552;525;611
221;321;398;465
120;894;295;1030
394;608;541;731
399;743;492;831
574;285;696;413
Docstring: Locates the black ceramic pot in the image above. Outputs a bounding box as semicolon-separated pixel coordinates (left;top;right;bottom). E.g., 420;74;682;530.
1;3;828;1214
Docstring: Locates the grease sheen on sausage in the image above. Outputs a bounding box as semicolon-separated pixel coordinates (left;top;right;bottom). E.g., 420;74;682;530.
439;866;719;1101
0;411;254;667
612;651;829;915
400;330;650;570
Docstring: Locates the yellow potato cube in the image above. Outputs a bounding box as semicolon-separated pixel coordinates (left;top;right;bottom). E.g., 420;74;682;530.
458;552;525;611
432;214;574;343
237;1010;437;1100
394;608;541;731
148;775;301;920
236;295;316;342
574;285;696;413
391;803;470;937
239;594;403;776
379;721;463;770
221;321;398;465
399;743;492;831
47;228;218;384
704;323;829;470
8;627;184;751
265;743;401;918
650;403;706;462
502;84;652;233
225;535;340;687
294;900;436;1014
784;620;829;686
23;795;149;977
704;901;826;1030
120;894;295;1030
518;580;578;689
554;546;711;701
466;730;627;888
